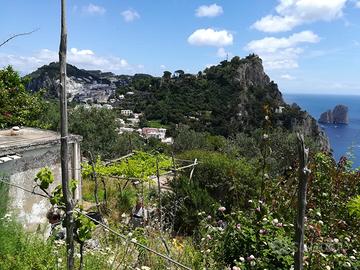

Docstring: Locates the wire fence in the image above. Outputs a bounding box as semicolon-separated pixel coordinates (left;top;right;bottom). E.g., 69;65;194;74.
0;176;192;270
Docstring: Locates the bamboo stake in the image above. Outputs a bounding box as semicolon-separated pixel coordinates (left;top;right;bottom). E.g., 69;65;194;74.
59;0;74;268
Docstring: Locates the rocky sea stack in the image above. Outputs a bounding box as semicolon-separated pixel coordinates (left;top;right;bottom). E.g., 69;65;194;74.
319;105;349;124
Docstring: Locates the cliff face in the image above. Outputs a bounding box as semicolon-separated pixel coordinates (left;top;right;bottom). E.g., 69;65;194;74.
333;105;349;124
319;105;349;124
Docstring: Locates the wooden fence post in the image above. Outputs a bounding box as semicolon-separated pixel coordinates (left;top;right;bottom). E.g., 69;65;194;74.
294;133;310;270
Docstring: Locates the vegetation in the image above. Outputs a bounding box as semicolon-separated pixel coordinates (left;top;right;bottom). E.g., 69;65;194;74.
0;66;54;129
1;63;360;269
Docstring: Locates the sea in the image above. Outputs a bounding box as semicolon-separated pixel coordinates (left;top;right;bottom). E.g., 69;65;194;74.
283;94;360;168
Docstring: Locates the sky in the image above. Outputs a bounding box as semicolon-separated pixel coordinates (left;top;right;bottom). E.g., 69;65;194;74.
1;0;360;95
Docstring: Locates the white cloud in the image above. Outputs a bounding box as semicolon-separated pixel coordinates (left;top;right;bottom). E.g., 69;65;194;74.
188;28;233;47
356;1;360;8
253;0;347;32
280;74;296;80
160;64;166;69
0;48;136;74
195;4;223;17
82;3;106;15
245;31;320;70
121;9;140;22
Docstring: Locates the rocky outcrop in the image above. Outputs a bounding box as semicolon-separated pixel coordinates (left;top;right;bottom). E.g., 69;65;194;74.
319;110;333;124
233;55;270;90
319;105;349;124
333;105;349;124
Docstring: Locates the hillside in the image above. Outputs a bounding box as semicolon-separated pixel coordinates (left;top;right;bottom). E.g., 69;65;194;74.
24;55;329;148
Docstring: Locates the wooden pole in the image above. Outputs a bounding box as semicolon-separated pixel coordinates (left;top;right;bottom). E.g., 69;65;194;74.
294;133;310;270
59;0;74;269
189;158;197;181
156;157;162;229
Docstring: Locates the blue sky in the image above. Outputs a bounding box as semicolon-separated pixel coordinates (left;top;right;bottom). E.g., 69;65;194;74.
1;0;360;94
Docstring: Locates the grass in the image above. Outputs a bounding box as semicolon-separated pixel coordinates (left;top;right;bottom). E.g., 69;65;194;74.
146;120;170;129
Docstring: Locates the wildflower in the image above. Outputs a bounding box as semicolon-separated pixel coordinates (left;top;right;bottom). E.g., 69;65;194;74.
236;224;241;230
250;261;256;266
265;115;269;121
258;200;264;204
206;234;212;240
207;215;212;220
276;222;283;228
128;232;133;237
263;173;269;179
57;258;63;263
262;217;268;222
232;267;241;270
247;255;255;261
131;238;137;243
206;249;211;253
248;200;253;203
272;218;279;225
325;266;331;270
345;237;351;242
218;206;226;212
350;256;356;260
333;238;339;244
263;134;269;140
141;266;151;270
345;262;351;267
259;229;266;235
256;207;261;212
316;211;321;217
239;257;245;262
318;220;324;225
121;213;127;218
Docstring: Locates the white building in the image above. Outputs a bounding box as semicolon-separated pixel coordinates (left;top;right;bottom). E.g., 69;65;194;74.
142;128;167;140
121;110;133;116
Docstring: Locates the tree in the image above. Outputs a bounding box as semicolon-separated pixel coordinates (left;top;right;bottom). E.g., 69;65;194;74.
0;66;50;129
69;107;119;158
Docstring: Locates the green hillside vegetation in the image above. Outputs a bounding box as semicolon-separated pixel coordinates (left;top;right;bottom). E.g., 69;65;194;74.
1;65;359;269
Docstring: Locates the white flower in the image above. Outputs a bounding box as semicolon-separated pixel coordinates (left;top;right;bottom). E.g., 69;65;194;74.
248;200;253;203
316;211;322;217
350;256;356;260
325;266;331;270
232;267;241;270
263;134;269;139
128;232;133;237
318;220;324;225
272;219;279;225
265;115;269;121
345;237;351;242
248;255;255;261
141;266;151;270
333;238;339;244
239;256;245;262
57;258;63;263
131;238;137;243
345;262;351;267
218;206;226;212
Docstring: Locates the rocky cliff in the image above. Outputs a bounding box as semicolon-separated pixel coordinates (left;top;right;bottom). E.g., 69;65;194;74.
319;105;349;124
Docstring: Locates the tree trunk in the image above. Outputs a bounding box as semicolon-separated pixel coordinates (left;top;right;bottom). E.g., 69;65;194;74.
59;0;74;269
294;133;310;270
